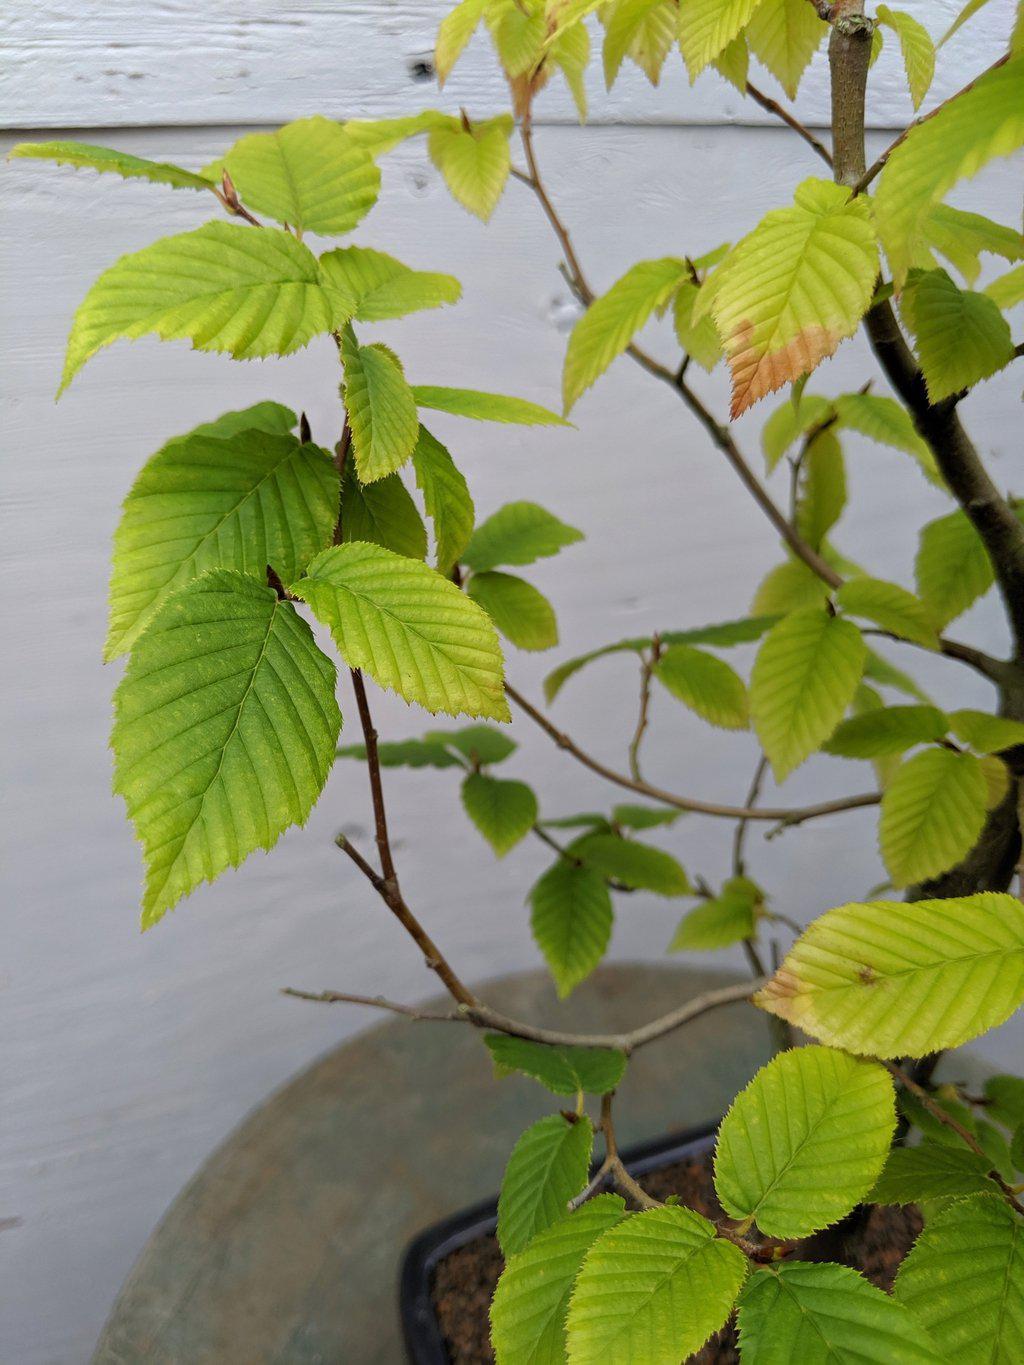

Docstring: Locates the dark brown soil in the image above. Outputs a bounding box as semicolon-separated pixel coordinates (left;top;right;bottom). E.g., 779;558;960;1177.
430;1149;923;1364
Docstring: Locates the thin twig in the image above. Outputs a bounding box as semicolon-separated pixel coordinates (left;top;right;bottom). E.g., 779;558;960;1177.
745;81;833;167
731;754;771;982
281;988;460;1022
628;637;661;781
600;1093;661;1209
506;682;881;825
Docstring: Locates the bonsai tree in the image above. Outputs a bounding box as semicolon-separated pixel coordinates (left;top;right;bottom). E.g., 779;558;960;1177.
12;0;1024;1357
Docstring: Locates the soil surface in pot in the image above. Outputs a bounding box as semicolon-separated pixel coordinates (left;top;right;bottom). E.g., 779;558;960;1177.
431;1149;922;1363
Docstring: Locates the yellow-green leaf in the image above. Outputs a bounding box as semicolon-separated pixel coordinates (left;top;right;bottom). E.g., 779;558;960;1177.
9;139;214;192
318;246;461;322
468;571;559;651
436;0;486;83
879;746;987;886
497;1113;593;1256
462;772;538;855
530;860;613;997
428;114;513;221
876;6;935;110
836;576;939;649
915;507;994;627
411;425;475;574
678;0;764;81
340;328;420;483
902;269;1014;402
654;644;749;729
745;0;827;99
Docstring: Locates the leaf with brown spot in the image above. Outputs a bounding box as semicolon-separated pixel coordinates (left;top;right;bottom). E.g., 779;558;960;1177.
711;179;879;417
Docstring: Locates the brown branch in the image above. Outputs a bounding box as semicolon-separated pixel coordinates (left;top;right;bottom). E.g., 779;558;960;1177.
731;754;771;980
745;81;833;168
281;988;461;1023
599;1093;661;1209
628;637;661;781
506;681;881;825
886;1062;1024;1218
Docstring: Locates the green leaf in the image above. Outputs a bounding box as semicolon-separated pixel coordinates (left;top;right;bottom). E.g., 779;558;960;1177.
672;280;722;371
497;1114;594;1257
484;1033;627;1096
491;1196;627;1365
902;269;1014;402
986;262;1024;309
985;1075;1024;1129
565;1204;748;1365
318;246;460;322
745;0;828;99
737;1261;940;1364
712;33;751;92
410;426;475;575
411;384;568;426
106;425;338;660
824;704;949;758
9;139;214;191
428;115;513;221
574;833;689;896
61;222;335;393
436;0;486;83
923;205;1024;287
341;110;453;157
654;645;749;730
836;576;939;649
669;877;759;952
531;860;613;998
293;542;509;720
468;571;559;651
711;179;878;416
870;1141;996;1204
879;747;987;886
876;6;935;110
938;0;992;47
1012;1123;1024;1171
340;328;420;483
678;0;763;81
181;401;297;441
761;392;834;471
795;428;846;551
339;464;426;560
335;737;460;768
875;55;1024;285
563;258;686;411
463;501;583;572
949;709;1024;754
750;609;867;781
550;19;591;122
602;0;679;87
916;507;994;627
112;571;341;926
486;0;546;78
429;722;517;764
755;891;1024;1056
894;1194;1024;1363
714;1046;895;1238
220;117;379;236
543;617;776;703
863;647;931;702
833;391;938;482
612;802;683;830
461;772;537;855
751;559;830;616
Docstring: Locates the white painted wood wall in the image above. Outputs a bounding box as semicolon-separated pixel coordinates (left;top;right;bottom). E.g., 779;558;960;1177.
2;3;1021;1360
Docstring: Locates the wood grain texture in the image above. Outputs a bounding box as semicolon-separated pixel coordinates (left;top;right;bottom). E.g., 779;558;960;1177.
1;0;1013;129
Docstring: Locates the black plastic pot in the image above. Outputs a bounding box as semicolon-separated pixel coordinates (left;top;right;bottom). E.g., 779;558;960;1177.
398;1120;718;1364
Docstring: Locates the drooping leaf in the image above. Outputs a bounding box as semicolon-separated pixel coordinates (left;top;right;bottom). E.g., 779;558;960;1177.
412;384;569;426
669;877;759;952
340;327;420;482
754;892;1024;1056
339;464;427;560
112;571;341;926
938;0;993;47
428;721;517;764
497;1113;594;1257
737;1261;940;1364
550;19;591;122
915;508;994;627
823;704;949;759
672;281;723;371
531;860;613;998
654;645;749;730
468;571;559;651
876;6;935;109
986;262;1024;309
61;222;335;392
318;246;461;322
410;426;475;574
870;1141;996;1204
485;0;546;78
563;258;686;411
461;772;538;855
795;428;846;551
602;0;679;87
875;55;1024;285
335;737;461;768
750;609;867;781
342;110;453;157
833;391;938;482
612;802;683;830
678;0;763;81
761;392;834;471
836;576;939;649
220;117;380;236
923;204;1024;287
894;1194;1024;1363
436;0;486;83
751;559;831;616
745;0;828;99
491;1196;627;1365
879;746;987;886
463;501;583;572
980;753;1012;810
484;1033;627;1096
902;268;1014;402
714;1047;895;1238
293;542;509;720
948;709;1024;754
985;1075;1024;1129
565;1205;748;1365
9;139;214;192
428;115;513;221
106;425;338;659
573;833;689;895
712;180;878;416
712;33;751;92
